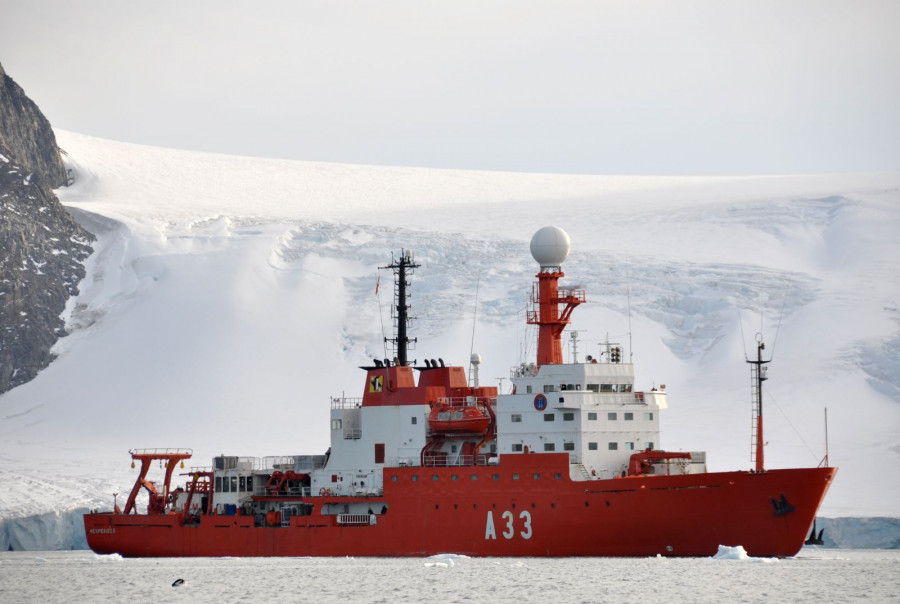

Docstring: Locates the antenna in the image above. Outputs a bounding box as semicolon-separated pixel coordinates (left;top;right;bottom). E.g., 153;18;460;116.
820;407;830;468
381;250;420;366
569;330;579;363
627;282;634;363
748;333;770;472
468;276;480;383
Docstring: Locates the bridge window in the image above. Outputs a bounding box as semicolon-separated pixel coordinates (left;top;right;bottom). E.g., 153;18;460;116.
621;384;633;392
608;442;618;451
511;414;522;423
215;477;222;492
600;384;613;392
544;443;556;451
588;442;598;450
645;442;655;449
563;412;574;421
624;413;634;421
230;477;237;492
543;384;555;393
625;442;635;450
563;442;575;451
512;444;523;452
247;476;253;492
587;384;599;392
608;412;617;420
588;412;597;420
526;385;533;394
644;412;654;420
239;476;246;492
544;414;555;422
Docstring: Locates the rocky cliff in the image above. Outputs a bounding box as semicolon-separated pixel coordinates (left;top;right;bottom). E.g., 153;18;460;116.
0;62;94;393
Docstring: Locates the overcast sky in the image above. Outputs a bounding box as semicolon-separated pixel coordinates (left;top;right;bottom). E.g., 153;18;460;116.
2;1;898;175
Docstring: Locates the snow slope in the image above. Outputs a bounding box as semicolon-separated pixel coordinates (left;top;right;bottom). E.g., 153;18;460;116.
1;131;898;549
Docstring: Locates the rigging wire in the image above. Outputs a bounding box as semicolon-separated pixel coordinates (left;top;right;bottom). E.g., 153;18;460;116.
763;384;821;465
376;269;388;359
769;299;787;361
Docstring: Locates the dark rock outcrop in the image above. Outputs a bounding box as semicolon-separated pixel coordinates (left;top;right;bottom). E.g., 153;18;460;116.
0;62;94;393
0;63;68;188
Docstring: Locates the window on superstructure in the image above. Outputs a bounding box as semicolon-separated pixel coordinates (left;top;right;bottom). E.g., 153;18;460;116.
512;444;523;452
624;413;634;421
239;476;246;492
511;414;522;423
544;414;555;422
411;416;417;424
215;476;222;492
230;477;237;492
621;384;633;393
563;412;574;421
451;444;458;453
644;412;653;420
331;419;342;431
222;477;229;493
543;384;555;393
625;442;635;450
587;384;599;392
588;442;598;450
544;443;556;451
588;412;597;420
608;412;617;420
526;385;533;394
490;444;496;453
609;442;618;450
600;384;613;392
645;442;655;450
563;442;575;451
247;476;253;492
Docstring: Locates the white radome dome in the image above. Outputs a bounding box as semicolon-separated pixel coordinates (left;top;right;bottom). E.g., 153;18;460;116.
530;226;571;267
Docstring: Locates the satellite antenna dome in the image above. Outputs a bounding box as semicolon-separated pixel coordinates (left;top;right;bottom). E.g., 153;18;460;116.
470;353;482;365
530;226;571;268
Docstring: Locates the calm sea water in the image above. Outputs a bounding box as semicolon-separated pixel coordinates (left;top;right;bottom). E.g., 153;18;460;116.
1;549;897;603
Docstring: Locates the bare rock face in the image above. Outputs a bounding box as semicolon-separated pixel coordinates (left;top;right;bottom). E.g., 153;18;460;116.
0;63;68;188
0;63;94;393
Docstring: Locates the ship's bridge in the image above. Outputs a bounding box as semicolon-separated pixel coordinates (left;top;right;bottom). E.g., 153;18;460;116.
499;361;667;479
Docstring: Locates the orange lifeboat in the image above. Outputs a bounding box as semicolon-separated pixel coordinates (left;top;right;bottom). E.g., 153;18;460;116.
428;401;491;434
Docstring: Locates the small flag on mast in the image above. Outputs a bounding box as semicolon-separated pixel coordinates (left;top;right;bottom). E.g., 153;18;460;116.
375;275;380;296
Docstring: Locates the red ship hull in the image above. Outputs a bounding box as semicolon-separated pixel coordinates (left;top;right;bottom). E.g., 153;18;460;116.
84;454;835;558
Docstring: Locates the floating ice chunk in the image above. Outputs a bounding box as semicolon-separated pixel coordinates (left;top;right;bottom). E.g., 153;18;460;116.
713;545;749;560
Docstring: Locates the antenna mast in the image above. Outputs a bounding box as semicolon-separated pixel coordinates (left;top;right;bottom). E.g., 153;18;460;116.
748;334;770;472
382;250;420;366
